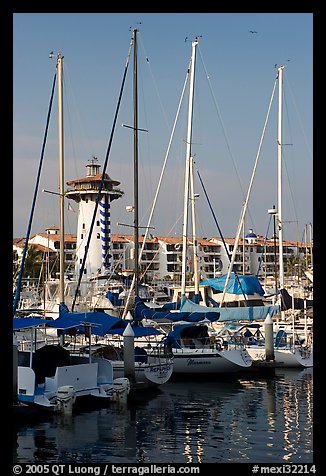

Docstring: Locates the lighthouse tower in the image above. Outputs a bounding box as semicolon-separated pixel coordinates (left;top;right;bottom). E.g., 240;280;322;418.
66;157;124;279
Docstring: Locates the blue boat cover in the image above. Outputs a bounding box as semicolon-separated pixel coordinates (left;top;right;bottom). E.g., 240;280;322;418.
200;273;265;296
46;309;126;336
13;317;46;330
13;313;162;338
106;324;162;337
163;323;210;349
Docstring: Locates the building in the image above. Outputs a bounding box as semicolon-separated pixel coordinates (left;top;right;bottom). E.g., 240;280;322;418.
212;230;313;283
13;237;26;262
65;157;124;279
27;226;76;277
14;229;312;284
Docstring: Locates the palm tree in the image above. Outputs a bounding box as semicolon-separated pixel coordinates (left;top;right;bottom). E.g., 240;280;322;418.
23;245;44;279
285;254;306;280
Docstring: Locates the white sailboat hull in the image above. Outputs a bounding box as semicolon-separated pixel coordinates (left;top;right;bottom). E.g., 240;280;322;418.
171;347;252;374
108;359;173;386
246;346;313;368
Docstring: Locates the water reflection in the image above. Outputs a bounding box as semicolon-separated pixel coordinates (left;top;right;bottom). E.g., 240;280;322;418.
14;368;313;464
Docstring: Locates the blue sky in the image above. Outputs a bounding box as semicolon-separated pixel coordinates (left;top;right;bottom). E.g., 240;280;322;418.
13;13;313;242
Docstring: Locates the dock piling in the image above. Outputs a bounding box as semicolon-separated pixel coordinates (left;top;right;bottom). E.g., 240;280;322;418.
264;314;275;361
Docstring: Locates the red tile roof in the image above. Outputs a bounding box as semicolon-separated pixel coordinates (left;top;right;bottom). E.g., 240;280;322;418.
67;173;120;187
14;233;310;248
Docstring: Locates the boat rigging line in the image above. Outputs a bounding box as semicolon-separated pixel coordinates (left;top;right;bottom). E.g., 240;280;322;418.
197;46;247;205
71;33;134;311
121;47;191;317
196;168;248;304
13;72;57;316
219;70;279;307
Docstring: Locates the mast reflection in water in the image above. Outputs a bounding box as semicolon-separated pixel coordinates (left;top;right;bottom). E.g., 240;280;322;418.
13;368;313;464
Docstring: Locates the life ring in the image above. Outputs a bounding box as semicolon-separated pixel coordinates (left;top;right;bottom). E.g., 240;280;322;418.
174;243;182;251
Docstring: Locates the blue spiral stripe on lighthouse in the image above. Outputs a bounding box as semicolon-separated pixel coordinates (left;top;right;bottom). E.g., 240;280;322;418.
99;196;111;269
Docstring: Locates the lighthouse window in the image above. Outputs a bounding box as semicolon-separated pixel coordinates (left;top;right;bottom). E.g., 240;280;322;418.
97;233;100;239
96;220;100;226
81;233;83;239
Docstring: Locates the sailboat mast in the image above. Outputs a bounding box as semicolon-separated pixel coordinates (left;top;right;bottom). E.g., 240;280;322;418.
133;29;139;296
57;54;65;305
277;66;284;291
190;156;199;296
181;39;198;296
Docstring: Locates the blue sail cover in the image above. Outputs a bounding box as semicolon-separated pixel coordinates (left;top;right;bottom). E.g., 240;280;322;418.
162;301;181;310
134;296;220;323
180;295;280;322
200;273;265;296
217;304;280;322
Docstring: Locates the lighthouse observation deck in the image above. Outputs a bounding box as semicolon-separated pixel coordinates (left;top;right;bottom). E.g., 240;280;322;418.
65;157;123;202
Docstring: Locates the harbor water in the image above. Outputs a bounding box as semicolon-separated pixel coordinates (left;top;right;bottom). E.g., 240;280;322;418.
13;368;313;464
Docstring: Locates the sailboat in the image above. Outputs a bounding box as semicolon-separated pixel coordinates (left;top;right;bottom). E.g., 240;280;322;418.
55;29;173;388
231;66;312;368
139;38;253;374
14;54;131;412
176;64;312;369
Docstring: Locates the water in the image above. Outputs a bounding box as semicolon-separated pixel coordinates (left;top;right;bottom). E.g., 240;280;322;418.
13;368;313;464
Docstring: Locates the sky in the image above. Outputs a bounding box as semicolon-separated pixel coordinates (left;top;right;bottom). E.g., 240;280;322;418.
13;12;313;243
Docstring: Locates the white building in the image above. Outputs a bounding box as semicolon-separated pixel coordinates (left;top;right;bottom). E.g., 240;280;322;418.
28;226;76;275
65;157;124;280
13;237;26;261
14;231;312;285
